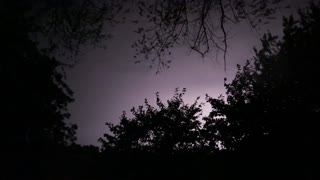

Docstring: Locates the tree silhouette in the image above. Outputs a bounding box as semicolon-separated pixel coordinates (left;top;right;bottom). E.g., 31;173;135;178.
99;88;203;154
0;12;79;180
0;1;118;179
204;2;319;178
99;89;233;179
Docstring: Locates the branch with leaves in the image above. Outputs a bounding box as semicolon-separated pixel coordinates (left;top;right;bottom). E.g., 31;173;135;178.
132;0;284;72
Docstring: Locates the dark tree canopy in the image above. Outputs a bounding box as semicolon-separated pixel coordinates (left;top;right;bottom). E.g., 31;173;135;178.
205;1;320;150
99;89;229;179
1;0;126;148
99;88;204;154
0;1;116;179
1;3;78;150
202;2;319;178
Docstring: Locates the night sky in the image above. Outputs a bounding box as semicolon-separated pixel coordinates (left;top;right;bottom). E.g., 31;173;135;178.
65;0;306;146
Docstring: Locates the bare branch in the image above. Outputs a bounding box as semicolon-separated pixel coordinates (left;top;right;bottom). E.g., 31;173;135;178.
219;0;228;73
131;0;284;72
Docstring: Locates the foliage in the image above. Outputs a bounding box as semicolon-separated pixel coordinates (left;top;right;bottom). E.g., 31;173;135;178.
0;1;107;179
201;3;319;178
205;1;320;150
99;88;204;154
1;12;77;150
99;89;231;179
0;0;128;150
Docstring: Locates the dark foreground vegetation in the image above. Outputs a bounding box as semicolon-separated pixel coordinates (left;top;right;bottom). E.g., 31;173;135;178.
2;1;318;180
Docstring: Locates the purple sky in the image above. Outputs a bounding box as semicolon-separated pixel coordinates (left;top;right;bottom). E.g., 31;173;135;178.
65;0;306;146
